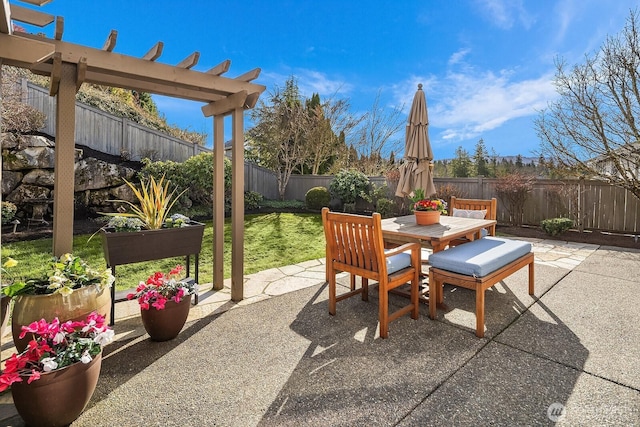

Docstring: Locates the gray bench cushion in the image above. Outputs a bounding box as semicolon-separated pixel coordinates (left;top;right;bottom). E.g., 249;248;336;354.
429;237;532;277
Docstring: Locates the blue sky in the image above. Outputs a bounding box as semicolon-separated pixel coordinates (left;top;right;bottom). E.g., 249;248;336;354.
17;0;639;160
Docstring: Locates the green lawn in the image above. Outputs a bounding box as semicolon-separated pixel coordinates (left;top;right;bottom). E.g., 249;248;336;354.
1;213;326;292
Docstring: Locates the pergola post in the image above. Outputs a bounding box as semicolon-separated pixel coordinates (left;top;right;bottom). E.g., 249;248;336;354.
231;107;244;302
52;61;77;256
212;115;224;290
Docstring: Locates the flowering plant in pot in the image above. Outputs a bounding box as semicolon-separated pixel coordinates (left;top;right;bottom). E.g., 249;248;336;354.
0;312;114;426
128;265;198;341
412;198;448;214
408;189;447;225
3;253;115;352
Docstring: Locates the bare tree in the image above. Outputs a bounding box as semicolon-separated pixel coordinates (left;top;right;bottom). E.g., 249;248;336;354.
535;10;640;200
353;90;404;175
247;77;311;200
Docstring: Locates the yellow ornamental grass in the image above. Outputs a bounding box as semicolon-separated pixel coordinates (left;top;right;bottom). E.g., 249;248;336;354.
110;175;187;230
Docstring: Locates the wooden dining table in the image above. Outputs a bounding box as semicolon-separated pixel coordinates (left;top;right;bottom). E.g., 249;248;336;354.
380;214;497;304
380;214;497;253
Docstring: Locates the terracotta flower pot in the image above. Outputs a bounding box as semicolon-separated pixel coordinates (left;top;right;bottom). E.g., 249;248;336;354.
11;352;102;427
140;294;191;341
11;284;111;352
414;210;441;225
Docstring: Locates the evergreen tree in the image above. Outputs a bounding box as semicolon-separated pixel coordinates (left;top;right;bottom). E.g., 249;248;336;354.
473;138;490;177
450;146;473;177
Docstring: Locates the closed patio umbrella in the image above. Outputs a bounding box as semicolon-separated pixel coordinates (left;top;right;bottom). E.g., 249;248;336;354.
395;84;436;198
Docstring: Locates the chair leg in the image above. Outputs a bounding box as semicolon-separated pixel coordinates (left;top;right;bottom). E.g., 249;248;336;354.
411;269;419;319
362;277;369;301
379;282;389;339
428;269;437;320
328;268;337;316
528;262;535;295
475;287;485;338
350;274;356;291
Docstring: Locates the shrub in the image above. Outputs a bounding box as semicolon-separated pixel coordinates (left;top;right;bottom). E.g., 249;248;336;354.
305;187;331;210
494;173;534;226
1;202;17;225
541;218;574;236
376;198;396;218
329;169;370;205
244;191;263;211
435;184;465;203
140;153;232;213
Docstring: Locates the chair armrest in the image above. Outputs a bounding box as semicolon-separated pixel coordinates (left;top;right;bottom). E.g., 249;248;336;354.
384;242;421;258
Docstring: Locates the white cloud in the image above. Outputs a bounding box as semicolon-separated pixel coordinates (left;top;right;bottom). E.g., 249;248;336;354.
475;0;535;30
431;69;557;141
448;48;471;67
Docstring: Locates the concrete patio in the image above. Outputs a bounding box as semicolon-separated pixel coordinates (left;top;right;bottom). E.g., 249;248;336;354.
1;238;639;426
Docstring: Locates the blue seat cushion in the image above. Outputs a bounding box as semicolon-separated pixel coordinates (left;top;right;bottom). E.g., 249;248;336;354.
429;237;532;277
384;251;412;274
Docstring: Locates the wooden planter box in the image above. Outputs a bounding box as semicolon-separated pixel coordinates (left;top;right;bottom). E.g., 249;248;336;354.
100;221;205;266
100;221;205;324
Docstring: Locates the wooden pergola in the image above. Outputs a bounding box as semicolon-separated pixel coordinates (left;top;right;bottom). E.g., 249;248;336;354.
0;0;265;301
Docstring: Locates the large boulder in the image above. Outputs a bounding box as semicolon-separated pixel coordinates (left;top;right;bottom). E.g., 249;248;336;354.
74;158;137;191
6;184;50;203
22;169;55;186
1;171;23;195
3;146;55;170
16;135;54;149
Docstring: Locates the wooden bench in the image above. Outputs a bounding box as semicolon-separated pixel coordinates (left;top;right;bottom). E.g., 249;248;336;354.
428;237;534;337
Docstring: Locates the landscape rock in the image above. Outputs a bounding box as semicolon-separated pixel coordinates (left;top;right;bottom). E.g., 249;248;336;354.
1;170;23;194
75;158;137;191
3;146;55;170
22;169;55;186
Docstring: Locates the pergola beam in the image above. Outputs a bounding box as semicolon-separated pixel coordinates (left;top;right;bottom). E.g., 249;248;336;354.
201;90;247;117
0;32;53;65
16;33;266;98
177;51;199;69
49;50;61;95
142;41;163;61
207;59;230;76
76;56;86;92
235;68;261;82
10;4;54;27
102;30;117;52
54;15;62;40
1;0;10;34
18;0;52;5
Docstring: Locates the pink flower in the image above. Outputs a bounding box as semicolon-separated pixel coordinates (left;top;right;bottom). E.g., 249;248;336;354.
129;265;196;311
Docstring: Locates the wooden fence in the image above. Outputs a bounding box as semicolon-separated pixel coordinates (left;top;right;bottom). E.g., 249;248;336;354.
284;174;640;234
20;79;210;162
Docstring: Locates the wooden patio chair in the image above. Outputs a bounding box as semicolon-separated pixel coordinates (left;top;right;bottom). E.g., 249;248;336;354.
448;196;497;247
322;208;420;338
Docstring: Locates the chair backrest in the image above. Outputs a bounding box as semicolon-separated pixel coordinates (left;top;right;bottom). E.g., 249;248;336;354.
322;208;386;276
449;197;497;235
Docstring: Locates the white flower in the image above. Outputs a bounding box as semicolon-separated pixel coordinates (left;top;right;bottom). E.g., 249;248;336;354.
53;331;66;344
94;329;115;346
41;357;58;372
58;286;74;296
60;253;73;264
80;351;93;364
